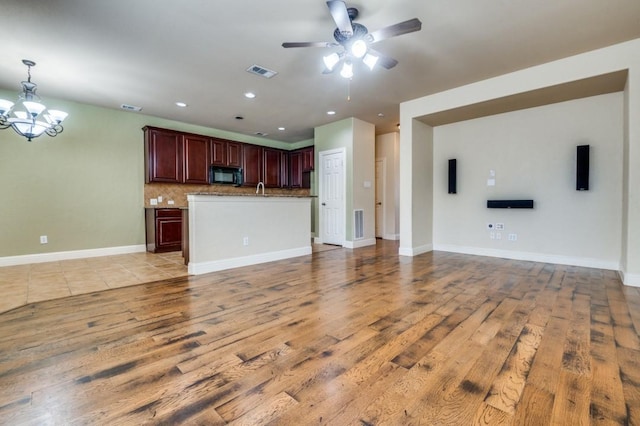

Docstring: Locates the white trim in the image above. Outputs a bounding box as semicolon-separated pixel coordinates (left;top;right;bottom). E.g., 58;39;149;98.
383;233;400;240
375;158;386;239
619;270;640;287
398;243;434;257
188;246;311;275
0;244;147;267
343;238;376;249
433;244;620;271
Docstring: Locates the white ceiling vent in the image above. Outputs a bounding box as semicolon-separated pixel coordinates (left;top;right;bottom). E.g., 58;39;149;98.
120;104;143;112
246;65;278;79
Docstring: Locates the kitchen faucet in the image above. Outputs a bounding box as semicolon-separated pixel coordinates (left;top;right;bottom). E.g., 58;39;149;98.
256;181;264;196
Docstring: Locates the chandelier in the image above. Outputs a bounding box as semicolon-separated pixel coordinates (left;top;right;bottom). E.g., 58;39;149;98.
0;60;68;141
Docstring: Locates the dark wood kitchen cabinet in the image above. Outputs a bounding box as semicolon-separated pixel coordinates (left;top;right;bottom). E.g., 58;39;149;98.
145;208;182;253
242;144;263;187
211;138;242;168
301;146;314;171
144;127;182;183
263;148;283;188
289;150;303;188
144;126;210;184
183;134;210;184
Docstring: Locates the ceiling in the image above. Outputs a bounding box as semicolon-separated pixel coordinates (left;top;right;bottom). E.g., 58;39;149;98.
1;0;639;144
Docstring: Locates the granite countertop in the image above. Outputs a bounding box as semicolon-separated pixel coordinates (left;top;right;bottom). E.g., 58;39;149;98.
145;206;188;209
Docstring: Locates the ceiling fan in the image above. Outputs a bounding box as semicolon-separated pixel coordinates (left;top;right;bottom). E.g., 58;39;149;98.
282;0;422;78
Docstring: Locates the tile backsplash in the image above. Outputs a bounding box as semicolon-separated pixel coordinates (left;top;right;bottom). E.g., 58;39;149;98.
144;183;310;207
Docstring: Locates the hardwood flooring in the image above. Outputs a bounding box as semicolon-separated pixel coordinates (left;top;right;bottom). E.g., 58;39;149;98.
0;240;639;425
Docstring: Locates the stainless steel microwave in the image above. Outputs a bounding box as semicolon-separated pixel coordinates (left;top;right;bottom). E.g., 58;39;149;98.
210;166;243;186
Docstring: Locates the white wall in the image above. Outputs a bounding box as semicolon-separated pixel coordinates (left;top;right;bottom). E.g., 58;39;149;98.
314;117;376;248
400;38;640;285
433;93;623;269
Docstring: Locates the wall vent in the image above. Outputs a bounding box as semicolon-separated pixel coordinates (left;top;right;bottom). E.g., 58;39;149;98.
354;209;364;240
246;64;278;79
120;104;142;112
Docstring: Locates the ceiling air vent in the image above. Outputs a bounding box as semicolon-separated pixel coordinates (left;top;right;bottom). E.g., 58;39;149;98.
246;65;278;79
120;104;142;112
254;132;269;137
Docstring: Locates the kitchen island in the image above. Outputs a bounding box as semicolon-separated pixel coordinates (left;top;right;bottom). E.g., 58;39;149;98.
186;193;312;275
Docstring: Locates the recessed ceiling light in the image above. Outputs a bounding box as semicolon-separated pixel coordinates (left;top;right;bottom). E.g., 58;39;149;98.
244;92;256;99
377;113;384;117
327;110;336;115
278;127;285;131
175;102;187;107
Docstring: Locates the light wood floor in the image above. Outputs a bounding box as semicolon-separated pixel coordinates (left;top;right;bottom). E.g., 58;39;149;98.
0;240;639;425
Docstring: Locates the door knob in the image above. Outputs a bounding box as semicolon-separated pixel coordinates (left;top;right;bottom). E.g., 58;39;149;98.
321;202;326;206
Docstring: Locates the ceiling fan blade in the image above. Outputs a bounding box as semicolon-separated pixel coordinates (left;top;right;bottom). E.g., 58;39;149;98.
367;18;422;44
368;48;398;69
282;41;338;48
326;0;353;36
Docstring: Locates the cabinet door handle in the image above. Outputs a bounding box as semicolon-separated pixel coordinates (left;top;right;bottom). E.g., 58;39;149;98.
321;202;326;206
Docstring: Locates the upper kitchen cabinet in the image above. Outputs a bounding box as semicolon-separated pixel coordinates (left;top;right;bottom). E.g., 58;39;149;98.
144;126;210;185
211;138;242;168
289;151;303;188
242;144;263;187
263;148;284;188
301;146;314;171
183;134;210;184
144;127;182;183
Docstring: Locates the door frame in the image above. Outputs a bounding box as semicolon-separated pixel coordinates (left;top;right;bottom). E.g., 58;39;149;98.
375;158;386;239
318;147;347;246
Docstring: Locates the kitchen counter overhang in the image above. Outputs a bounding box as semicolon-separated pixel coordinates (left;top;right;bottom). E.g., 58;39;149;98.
186;194;312;275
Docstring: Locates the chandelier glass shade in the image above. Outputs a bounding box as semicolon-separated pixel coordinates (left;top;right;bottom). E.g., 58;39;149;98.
0;60;68;141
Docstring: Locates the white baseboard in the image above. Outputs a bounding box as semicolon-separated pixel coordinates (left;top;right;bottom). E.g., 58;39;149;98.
433;244;620;271
0;245;147;267
398;243;433;257
619;270;640;287
343;238;377;249
382;233;400;240
188;246;312;275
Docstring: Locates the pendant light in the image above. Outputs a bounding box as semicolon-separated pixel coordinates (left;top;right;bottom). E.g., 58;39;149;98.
0;60;68;141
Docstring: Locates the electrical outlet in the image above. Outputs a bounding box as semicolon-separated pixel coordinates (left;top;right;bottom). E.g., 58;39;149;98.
243;237;249;246
150;198;158;206
496;232;502;240
168;200;175;205
40;235;48;244
158;196;163;202
508;233;518;241
490;232;495;240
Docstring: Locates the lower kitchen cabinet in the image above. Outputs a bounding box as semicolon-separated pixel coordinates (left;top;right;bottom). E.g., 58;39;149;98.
145;208;182;253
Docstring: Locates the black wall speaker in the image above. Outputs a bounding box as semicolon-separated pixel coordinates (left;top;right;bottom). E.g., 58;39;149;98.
576;144;590;191
487;200;534;209
448;159;457;194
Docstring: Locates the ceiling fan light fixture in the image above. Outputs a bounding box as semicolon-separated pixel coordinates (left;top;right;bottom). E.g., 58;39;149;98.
340;61;353;79
363;53;379;70
323;52;341;71
351;39;367;58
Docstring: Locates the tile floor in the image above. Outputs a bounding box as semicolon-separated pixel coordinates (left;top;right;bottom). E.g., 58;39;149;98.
0;251;187;313
0;243;341;314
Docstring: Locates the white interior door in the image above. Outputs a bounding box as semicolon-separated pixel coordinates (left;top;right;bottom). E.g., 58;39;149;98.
320;149;345;245
375;159;385;238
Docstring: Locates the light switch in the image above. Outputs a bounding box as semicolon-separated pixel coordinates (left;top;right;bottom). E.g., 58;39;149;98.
363;181;372;188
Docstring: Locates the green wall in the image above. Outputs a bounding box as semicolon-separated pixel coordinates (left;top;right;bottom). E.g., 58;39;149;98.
0;90;310;258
